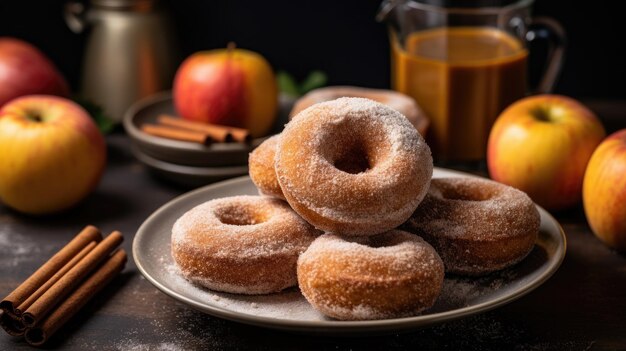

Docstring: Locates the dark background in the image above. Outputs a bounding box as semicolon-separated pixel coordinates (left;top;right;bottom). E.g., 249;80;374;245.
1;0;624;100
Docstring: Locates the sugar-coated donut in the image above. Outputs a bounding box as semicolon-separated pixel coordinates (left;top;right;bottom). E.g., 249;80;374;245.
402;177;540;276
297;230;444;320
276;97;433;236
171;195;320;294
290;86;429;136
249;135;284;199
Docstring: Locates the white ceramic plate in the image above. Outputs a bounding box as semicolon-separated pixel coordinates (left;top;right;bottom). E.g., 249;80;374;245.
133;168;566;335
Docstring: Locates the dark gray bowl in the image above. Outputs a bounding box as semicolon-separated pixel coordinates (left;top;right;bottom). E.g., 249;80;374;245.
123;91;293;167
131;146;249;187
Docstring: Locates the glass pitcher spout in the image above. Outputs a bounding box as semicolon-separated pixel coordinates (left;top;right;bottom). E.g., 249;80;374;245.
376;0;406;26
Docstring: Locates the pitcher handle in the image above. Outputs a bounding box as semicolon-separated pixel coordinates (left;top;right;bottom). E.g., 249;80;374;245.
527;16;567;94
64;1;88;34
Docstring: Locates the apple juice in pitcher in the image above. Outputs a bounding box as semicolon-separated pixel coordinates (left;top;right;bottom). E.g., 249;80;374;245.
392;27;527;161
379;0;565;163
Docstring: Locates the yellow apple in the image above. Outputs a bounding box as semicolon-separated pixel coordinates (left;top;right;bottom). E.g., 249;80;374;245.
487;95;605;210
0;95;106;214
583;129;626;251
173;44;278;138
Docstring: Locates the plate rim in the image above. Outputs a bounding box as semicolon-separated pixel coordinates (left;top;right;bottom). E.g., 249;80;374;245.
131;146;249;176
132;169;566;333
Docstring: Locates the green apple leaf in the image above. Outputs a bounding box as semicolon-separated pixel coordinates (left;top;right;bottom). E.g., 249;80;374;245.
277;70;328;97
73;97;115;134
276;71;301;97
90;107;116;135
299;70;328;95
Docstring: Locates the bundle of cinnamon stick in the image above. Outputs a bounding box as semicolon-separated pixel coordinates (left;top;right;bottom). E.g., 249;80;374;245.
0;225;126;346
141;114;252;145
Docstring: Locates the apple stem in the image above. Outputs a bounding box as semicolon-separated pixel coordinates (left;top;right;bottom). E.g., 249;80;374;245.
227;42;236;54
531;106;552;122
26;112;43;123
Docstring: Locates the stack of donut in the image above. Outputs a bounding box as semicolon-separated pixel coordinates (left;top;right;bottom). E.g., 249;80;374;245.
172;97;540;321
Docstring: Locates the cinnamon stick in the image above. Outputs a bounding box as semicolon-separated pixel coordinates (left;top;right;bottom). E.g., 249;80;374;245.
229;128;252;144
141;124;212;145
158;115;231;142
0;311;25;336
158;115;252;143
15;241;97;315
24;249;127;346
0;226;102;315
21;231;123;327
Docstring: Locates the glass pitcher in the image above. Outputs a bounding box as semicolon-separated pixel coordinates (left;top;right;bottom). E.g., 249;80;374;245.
378;0;565;162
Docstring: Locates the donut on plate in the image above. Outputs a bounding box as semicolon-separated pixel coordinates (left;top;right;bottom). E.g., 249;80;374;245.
249;135;285;200
402;177;540;276
276;97;432;236
290;86;429;136
171;195;320;294
297;230;444;320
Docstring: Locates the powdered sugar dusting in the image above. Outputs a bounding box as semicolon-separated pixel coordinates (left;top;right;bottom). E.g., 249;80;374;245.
114;340;183;351
0;222;57;268
172;195;318;258
171;195;320;294
441;269;519;307
165;262;323;320
248;135;285;200
402;177;540;275
159;233;533;322
276;97;433;235
297;231;445;320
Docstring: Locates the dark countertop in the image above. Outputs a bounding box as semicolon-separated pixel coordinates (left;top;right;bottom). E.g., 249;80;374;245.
1;100;625;350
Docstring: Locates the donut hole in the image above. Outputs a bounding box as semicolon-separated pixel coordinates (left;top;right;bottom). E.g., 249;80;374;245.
214;205;269;226
333;143;371;174
318;116;391;175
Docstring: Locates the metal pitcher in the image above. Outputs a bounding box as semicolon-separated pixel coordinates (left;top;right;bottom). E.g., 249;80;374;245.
65;0;178;122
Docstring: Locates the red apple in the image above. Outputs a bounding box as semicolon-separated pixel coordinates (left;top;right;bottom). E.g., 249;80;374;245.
583;129;626;251
487;95;605;210
0;38;69;107
0;95;106;214
173;45;277;138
